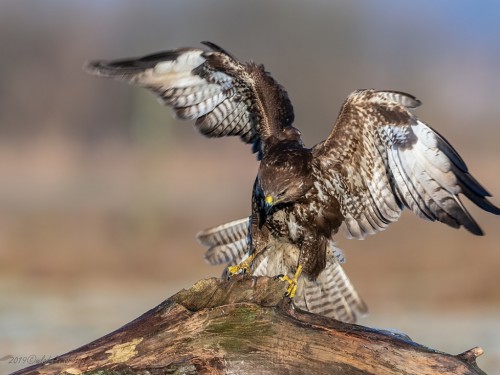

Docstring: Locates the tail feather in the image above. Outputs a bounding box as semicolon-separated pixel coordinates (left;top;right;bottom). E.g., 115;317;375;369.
294;251;367;323
198;219;367;323
196;217;249;247
196;218;249;266
204;238;247;265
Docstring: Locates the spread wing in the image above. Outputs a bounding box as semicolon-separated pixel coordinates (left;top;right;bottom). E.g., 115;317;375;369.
84;41;294;158
313;89;500;239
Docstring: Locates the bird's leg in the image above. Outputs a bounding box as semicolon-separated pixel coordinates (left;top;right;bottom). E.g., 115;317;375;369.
227;209;268;276
280;264;303;298
227;252;257;276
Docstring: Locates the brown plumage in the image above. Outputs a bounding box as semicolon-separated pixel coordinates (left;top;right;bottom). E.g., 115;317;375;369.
85;42;500;322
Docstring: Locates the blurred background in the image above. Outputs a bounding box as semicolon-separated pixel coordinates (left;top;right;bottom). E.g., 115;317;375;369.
0;0;499;373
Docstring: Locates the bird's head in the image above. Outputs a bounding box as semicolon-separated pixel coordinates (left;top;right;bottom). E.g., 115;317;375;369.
258;146;313;213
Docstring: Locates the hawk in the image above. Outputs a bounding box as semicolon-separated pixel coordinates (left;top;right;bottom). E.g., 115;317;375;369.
85;42;499;323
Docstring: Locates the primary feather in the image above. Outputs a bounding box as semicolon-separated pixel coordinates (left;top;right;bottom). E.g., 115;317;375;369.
85;41;294;159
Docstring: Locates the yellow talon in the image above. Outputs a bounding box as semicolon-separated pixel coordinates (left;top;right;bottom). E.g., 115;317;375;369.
280;264;303;298
227;253;256;276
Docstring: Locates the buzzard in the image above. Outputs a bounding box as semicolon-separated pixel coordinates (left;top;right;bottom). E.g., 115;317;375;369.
85;42;499;322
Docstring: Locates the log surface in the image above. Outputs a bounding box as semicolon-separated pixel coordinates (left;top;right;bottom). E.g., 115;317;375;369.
13;276;486;375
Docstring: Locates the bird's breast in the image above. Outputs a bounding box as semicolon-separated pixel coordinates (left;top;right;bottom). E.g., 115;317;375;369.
266;209;291;239
265;204;311;243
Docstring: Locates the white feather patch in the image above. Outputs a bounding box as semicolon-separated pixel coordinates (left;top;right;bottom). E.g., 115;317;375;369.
154;51;204;73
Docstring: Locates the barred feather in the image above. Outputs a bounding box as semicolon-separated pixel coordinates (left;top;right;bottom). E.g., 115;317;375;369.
251;237;366;322
87;45;499;324
204;239;247;266
296;259;368;322
196;218;249;266
84;41;294;159
197;217;364;322
316;89;499;239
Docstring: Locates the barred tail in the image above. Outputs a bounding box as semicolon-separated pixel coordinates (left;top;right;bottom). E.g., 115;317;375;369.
294;256;368;323
251;238;367;323
197;219;367;323
196;217;250;266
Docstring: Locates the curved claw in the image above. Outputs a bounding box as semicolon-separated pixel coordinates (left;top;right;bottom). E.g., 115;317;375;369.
227;253;256;276
280;275;298;298
279;265;303;299
227;263;249;276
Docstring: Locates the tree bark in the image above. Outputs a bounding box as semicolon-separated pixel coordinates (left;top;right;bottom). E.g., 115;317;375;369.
13;276;486;375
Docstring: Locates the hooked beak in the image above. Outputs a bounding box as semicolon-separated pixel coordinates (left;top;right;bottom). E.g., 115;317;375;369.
264;195;275;214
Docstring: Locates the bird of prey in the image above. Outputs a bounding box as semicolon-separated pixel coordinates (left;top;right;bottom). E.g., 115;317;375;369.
85;41;499;323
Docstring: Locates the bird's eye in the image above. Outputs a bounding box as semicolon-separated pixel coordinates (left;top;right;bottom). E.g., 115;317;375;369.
278;188;288;198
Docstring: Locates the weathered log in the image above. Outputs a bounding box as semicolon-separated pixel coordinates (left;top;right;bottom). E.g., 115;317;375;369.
13;276;486;375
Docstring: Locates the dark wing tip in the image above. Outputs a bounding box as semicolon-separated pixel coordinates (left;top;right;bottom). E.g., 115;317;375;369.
83;60;105;76
82;58;141;78
469;225;485;236
200;41;236;59
83;49;194;77
83;58;143;77
489;201;500;215
459;208;485;236
471;195;500;215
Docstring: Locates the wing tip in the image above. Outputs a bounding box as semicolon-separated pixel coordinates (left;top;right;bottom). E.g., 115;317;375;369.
454;194;500;235
468;226;484;236
82;59;137;78
82;59;107;76
84;48;199;78
464;198;500;236
200;41;236;60
461;214;484;236
374;89;422;109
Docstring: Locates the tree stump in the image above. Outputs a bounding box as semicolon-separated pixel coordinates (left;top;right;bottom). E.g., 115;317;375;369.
13;276;486;375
